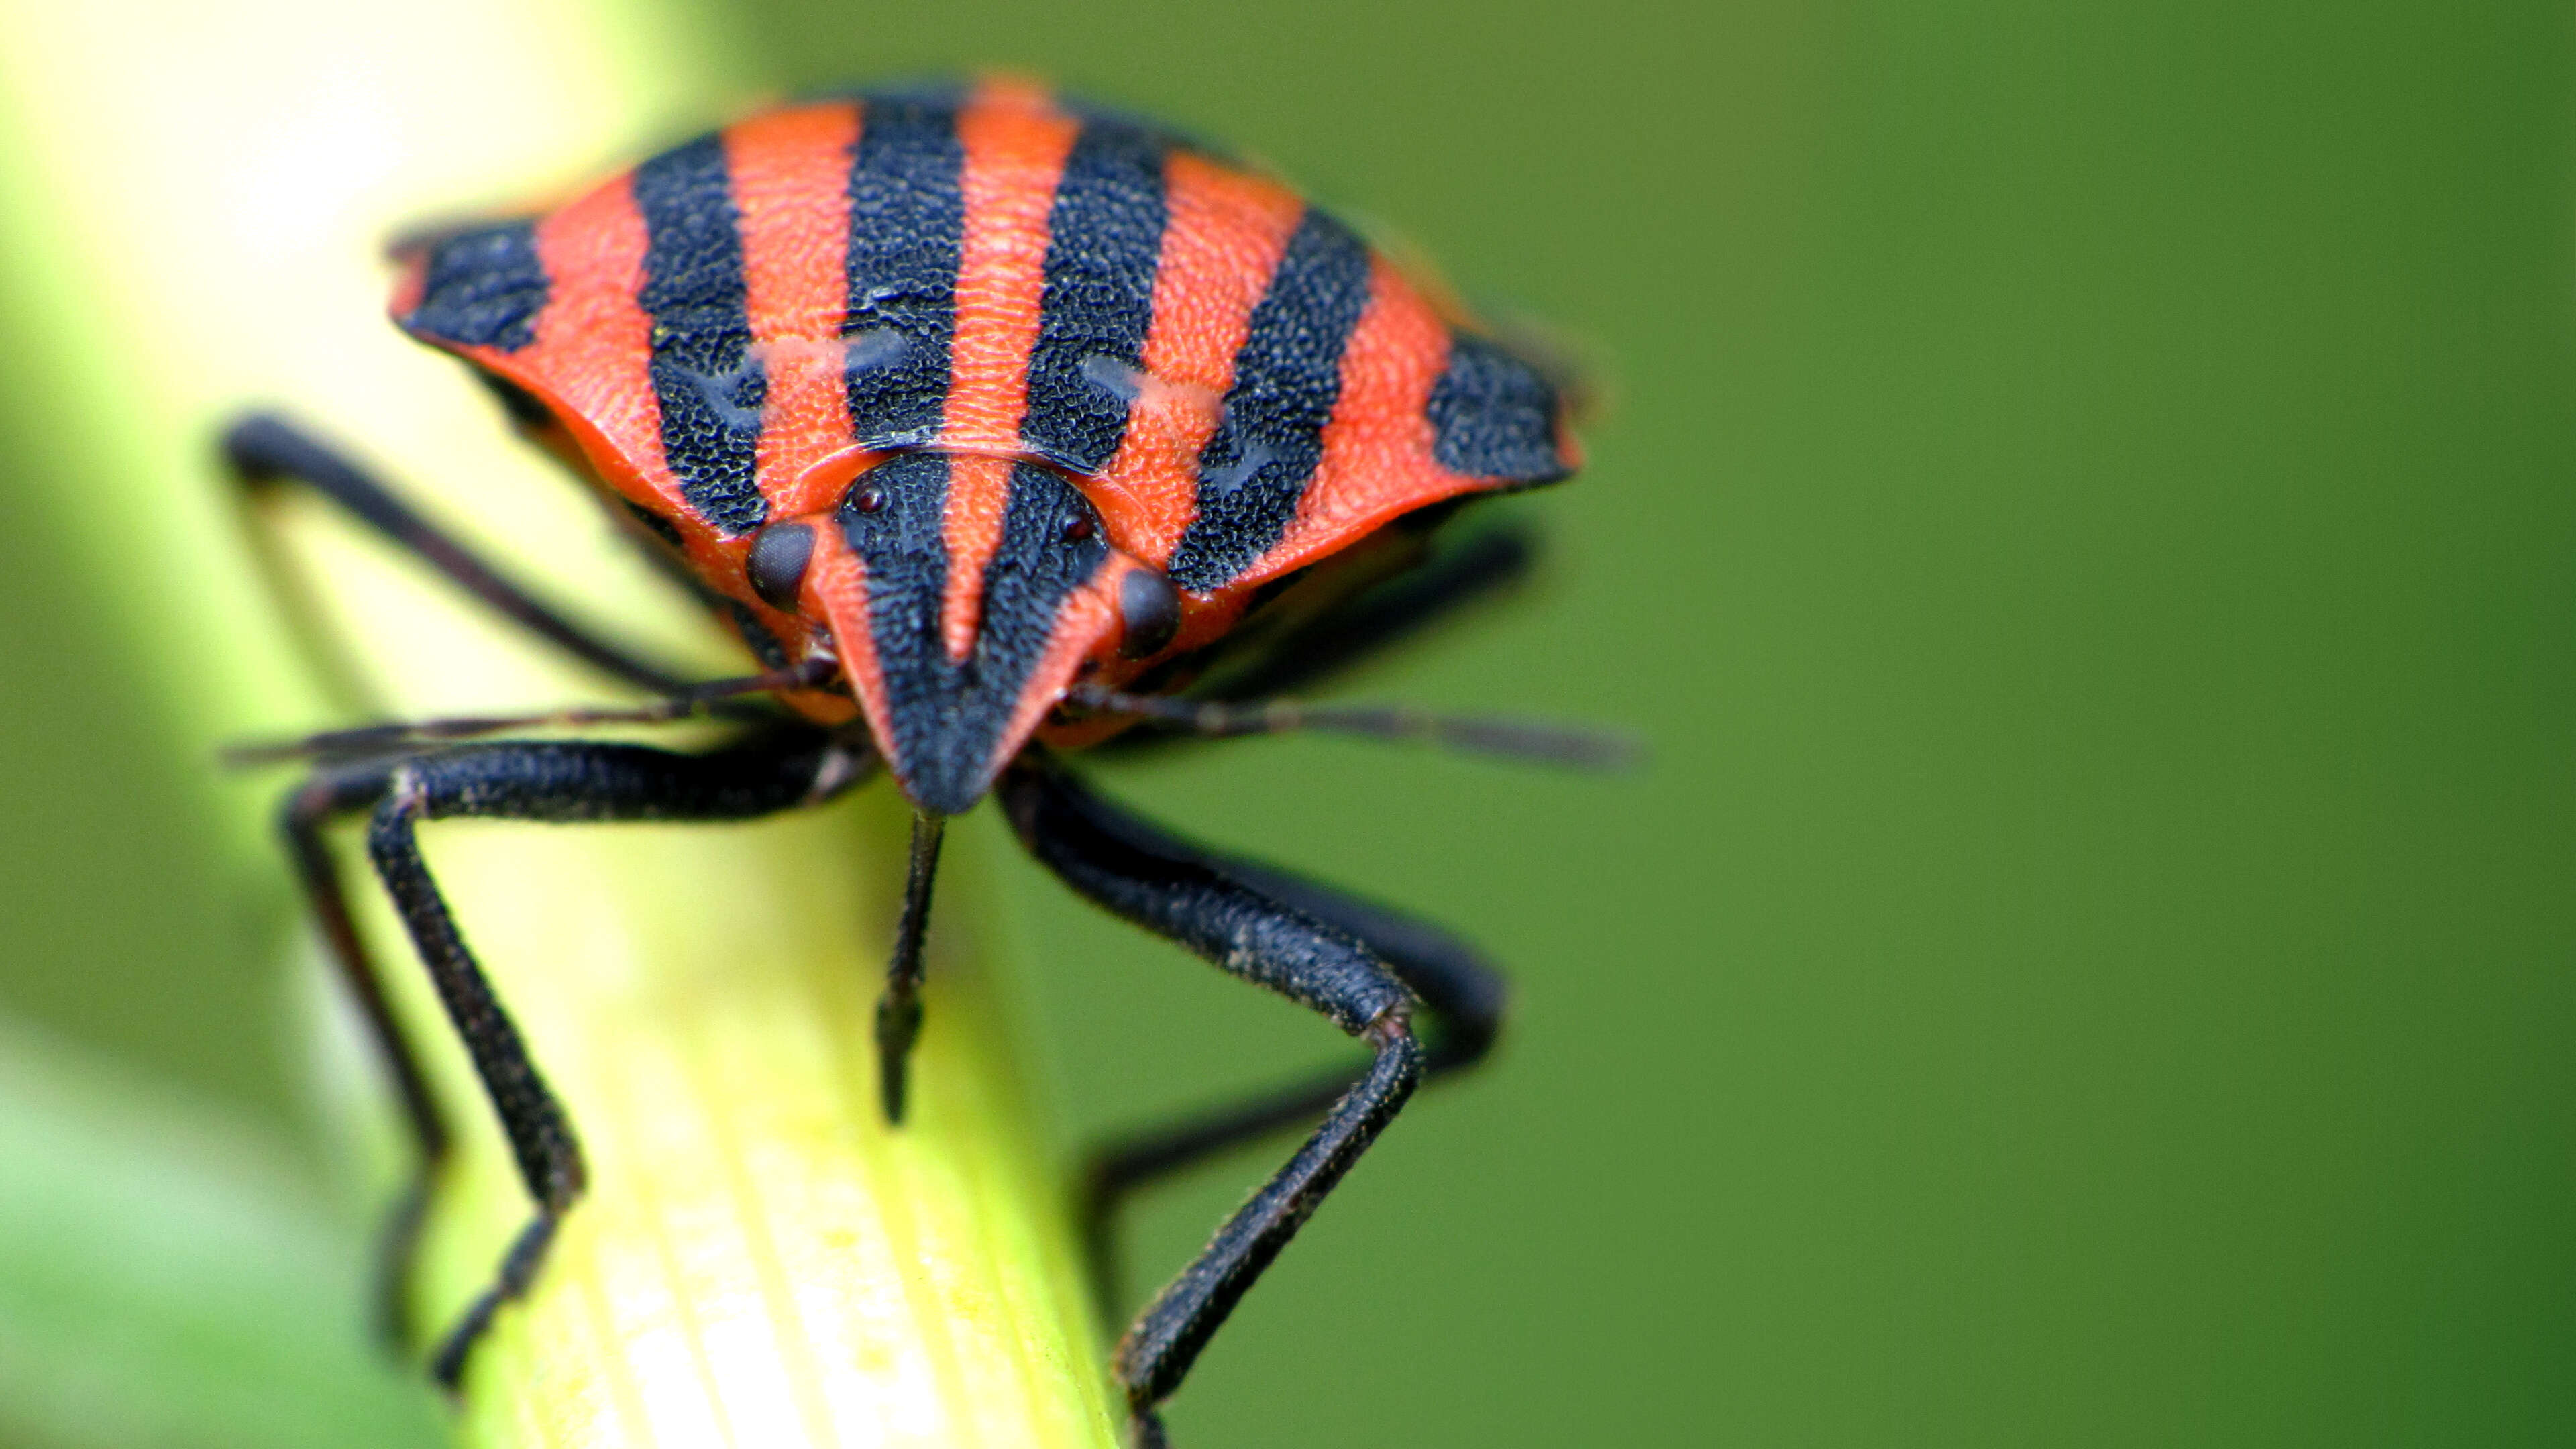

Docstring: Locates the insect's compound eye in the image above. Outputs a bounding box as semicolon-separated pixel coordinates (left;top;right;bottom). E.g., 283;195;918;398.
1059;513;1095;544
845;480;889;515
1117;565;1182;659
745;520;816;612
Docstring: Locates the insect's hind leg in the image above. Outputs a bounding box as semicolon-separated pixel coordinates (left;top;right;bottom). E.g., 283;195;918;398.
220;411;688;693
333;728;862;1387
1000;759;1434;1444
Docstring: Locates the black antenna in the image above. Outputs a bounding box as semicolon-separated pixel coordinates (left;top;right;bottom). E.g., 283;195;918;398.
1063;682;1640;771
876;810;947;1125
223;658;838;767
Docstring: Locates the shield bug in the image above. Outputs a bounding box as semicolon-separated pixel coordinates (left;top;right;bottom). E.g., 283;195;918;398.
227;75;1595;1447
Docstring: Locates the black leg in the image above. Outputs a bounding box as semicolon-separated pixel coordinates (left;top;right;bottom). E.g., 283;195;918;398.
1072;523;1631;770
1207;858;1504;1075
280;765;453;1350
1000;759;1432;1437
1195;524;1536;704
366;769;586;1390
1071;850;1507;1306
301;727;861;1387
221;411;690;694
1091;525;1536;761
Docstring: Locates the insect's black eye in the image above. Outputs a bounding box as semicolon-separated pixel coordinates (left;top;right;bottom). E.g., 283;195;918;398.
847;482;888;515
1060;513;1095;543
1118;566;1182;659
745;521;816;612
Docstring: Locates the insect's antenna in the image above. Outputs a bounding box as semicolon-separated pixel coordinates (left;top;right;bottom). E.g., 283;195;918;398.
876;809;946;1126
222;657;839;767
1064;683;1641;771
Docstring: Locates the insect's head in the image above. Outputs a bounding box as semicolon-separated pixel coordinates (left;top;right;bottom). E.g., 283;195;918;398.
745;449;1180;816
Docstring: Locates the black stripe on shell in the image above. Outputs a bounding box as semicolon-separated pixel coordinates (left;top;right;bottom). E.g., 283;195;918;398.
1165;206;1374;592
1021;119;1171;474
843;95;965;450
635;132;769;535
403;219;547;352
1426;332;1572;484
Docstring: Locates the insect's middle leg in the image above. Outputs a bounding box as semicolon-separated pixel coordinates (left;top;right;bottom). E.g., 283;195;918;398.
319;729;863;1387
1000;759;1433;1444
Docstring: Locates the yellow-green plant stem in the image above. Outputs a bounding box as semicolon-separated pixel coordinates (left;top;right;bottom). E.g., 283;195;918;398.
0;1;1116;1444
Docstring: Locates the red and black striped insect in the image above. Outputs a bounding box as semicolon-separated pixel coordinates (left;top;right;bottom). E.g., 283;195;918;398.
227;76;1589;1446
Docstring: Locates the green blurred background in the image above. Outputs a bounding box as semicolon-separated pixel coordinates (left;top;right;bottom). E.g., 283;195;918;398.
3;1;2571;1444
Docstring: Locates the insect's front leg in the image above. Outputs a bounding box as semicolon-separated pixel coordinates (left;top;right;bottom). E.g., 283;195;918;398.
1000;757;1432;1448
1071;848;1507;1310
318;727;866;1387
364;764;588;1388
221;411;689;692
278;763;451;1350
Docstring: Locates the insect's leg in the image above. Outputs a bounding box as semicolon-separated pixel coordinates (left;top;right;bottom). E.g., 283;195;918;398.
1092;526;1536;765
1000;759;1429;1443
1208;858;1504;1076
279;761;450;1350
1073;851;1505;1307
366;771;581;1390
1199;523;1534;703
221;411;688;692
359;728;863;1388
